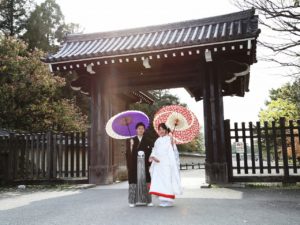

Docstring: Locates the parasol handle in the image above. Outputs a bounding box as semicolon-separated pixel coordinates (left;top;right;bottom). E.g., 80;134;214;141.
170;124;177;150
130;138;134;152
172;125;176;134
126;124;132;137
172;118;179;134
126;122;135;152
123;116;132;137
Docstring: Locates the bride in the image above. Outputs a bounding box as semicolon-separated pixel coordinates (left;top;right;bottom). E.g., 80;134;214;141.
149;123;182;207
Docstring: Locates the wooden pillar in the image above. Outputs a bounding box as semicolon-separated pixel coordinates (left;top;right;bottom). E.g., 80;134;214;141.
203;62;228;184
89;74;114;185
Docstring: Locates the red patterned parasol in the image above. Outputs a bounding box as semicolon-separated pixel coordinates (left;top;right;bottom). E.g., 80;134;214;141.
153;105;200;144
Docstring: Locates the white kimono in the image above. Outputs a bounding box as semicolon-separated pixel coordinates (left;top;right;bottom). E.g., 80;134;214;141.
149;136;182;201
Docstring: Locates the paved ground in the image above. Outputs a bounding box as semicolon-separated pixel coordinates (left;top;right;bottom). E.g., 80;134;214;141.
0;170;299;225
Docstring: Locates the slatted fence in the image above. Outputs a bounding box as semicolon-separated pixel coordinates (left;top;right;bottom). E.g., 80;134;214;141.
0;131;89;183
224;118;300;183
180;163;204;170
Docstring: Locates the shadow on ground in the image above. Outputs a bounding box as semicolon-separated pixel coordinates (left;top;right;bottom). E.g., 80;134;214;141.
0;170;299;225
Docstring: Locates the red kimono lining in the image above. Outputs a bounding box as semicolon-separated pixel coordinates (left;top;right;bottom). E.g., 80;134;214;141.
149;191;175;199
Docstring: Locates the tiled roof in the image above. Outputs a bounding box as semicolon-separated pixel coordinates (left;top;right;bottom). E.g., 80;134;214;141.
131;91;155;104
44;9;259;64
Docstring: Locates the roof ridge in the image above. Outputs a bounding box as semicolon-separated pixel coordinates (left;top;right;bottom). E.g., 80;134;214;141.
66;8;255;42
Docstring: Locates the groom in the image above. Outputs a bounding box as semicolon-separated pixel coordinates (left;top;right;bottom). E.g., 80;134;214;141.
126;122;153;207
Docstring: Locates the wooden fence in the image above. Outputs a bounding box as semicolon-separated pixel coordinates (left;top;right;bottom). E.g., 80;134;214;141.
180;163;205;170
0;131;89;184
225;118;300;183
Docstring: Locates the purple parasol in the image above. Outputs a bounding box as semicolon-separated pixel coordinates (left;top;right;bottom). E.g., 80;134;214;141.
105;110;149;139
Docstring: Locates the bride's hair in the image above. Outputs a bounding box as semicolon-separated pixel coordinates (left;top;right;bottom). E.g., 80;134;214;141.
158;123;171;133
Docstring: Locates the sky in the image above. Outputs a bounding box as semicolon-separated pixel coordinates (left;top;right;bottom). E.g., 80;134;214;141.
53;0;292;125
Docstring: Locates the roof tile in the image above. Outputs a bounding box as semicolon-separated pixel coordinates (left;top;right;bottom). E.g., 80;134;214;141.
44;9;259;63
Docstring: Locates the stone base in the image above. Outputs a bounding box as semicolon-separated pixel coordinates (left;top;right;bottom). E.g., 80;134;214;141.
89;165;114;185
205;162;228;184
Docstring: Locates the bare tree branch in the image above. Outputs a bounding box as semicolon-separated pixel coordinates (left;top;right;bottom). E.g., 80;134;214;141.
235;0;300;75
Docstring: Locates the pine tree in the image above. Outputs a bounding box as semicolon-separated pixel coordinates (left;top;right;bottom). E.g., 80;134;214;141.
23;0;81;52
0;0;31;36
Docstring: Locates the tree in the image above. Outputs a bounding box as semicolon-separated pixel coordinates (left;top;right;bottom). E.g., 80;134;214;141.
56;71;90;121
0;37;88;132
0;0;31;36
177;133;205;153
235;0;300;76
130;90;204;153
22;0;80;52
259;98;298;123
259;81;300;159
268;78;300;111
55;22;82;42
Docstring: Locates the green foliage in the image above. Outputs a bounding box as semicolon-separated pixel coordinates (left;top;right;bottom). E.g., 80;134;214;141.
22;0;63;52
0;0;31;36
56;71;90;120
260;78;300;123
259;99;298;124
49;98;88;131
0;37;87;132
268;79;300;111
130;90;204;153
22;0;81;52
131;90;185;119
177;133;205;153
0;0;87;132
0;0;81;51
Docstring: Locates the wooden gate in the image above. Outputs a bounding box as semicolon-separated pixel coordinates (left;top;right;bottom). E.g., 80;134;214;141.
224;118;300;183
0;131;89;184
